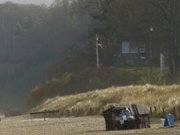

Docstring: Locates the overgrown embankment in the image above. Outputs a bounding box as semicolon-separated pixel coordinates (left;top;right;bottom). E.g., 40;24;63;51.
30;67;163;105
32;85;180;119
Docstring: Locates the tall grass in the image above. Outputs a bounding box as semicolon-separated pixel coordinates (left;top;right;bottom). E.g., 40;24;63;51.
32;85;180;118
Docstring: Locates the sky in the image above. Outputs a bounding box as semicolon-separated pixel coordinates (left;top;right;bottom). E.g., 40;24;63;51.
0;0;54;5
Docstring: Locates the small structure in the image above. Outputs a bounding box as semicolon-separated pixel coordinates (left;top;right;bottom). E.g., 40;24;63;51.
164;113;175;127
117;40;147;66
103;104;150;130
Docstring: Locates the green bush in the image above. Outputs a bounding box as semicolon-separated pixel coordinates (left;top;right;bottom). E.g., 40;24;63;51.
30;67;172;105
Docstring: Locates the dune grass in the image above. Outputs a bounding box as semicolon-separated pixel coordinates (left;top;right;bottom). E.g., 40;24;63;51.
32;85;180;118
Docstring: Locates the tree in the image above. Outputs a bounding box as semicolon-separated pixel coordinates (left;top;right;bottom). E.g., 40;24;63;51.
151;0;180;79
91;0;179;78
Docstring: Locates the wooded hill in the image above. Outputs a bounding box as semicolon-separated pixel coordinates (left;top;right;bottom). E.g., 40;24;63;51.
0;1;179;107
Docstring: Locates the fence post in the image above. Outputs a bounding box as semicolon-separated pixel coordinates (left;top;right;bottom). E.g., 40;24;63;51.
89;107;93;115
154;106;157;115
30;113;32;121
162;108;165;117
59;110;61;119
43;112;46;121
150;107;152;116
173;107;176;121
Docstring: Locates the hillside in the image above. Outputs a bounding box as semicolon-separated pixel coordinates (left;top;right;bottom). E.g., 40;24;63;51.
0;1;180;109
30;67;157;105
32;85;180;118
0;2;70;107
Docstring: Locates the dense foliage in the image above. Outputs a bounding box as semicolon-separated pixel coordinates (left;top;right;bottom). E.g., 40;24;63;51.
0;0;179;106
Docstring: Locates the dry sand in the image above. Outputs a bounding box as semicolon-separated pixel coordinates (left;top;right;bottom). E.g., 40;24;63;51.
0;115;179;135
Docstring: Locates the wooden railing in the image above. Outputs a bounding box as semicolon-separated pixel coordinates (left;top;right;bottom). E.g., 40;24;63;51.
149;106;180;120
30;110;61;121
30;106;180;121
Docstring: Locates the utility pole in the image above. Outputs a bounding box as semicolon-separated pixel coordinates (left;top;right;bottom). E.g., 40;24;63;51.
96;34;100;68
147;26;153;83
149;27;153;60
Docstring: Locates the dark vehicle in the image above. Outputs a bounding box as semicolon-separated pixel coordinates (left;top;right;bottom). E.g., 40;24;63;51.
103;104;150;130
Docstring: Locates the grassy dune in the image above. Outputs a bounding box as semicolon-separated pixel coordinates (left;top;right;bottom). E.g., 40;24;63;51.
32;85;180;118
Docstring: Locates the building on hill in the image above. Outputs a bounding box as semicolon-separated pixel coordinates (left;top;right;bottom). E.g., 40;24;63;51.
115;40;149;66
114;37;164;67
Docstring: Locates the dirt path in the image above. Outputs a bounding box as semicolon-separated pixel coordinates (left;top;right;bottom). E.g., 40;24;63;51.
0;116;179;135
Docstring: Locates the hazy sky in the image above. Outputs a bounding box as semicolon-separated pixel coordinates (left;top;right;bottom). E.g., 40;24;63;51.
0;0;54;5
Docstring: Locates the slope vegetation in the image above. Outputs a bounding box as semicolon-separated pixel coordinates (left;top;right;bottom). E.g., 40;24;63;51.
32;85;180;118
30;67;162;105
